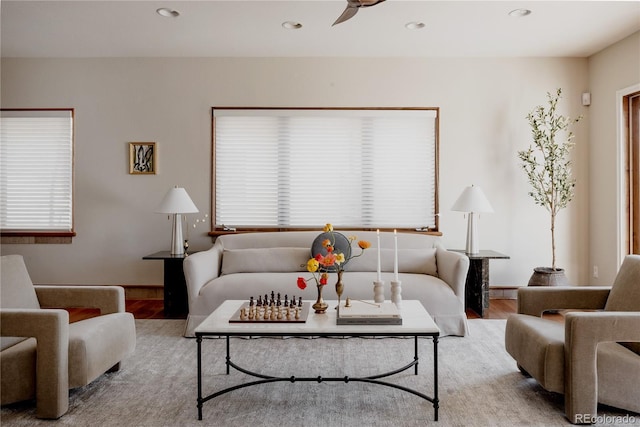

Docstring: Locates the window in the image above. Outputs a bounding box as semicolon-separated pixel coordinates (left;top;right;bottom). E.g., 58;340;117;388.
212;107;439;232
1;109;74;240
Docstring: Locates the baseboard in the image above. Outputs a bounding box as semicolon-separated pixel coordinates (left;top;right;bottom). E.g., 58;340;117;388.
122;284;163;300
489;284;525;300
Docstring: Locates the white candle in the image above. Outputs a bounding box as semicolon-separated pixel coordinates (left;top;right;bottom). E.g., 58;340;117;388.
376;229;381;281
394;229;398;281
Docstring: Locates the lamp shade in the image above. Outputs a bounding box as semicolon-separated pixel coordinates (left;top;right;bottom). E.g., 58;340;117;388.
155;186;199;214
451;185;494;213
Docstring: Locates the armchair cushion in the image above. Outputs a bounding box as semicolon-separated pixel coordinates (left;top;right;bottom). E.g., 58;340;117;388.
68;313;136;387
604;255;640;354
605;254;640;312
0;255;40;310
505;314;565;393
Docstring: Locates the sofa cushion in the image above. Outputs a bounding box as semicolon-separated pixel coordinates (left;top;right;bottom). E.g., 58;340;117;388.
221;247;310;275
345;248;437;276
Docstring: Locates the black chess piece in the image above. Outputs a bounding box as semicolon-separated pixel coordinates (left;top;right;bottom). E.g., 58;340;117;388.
298;297;303;307
249;296;254;307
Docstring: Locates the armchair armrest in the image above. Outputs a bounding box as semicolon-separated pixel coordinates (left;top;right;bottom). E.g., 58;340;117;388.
517;287;611;317
564;311;640;423
183;245;223;308
0;309;69;418
35;285;125;315
435;247;469;304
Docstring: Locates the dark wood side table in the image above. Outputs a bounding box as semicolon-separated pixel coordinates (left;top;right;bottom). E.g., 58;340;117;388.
451;250;510;318
143;251;194;319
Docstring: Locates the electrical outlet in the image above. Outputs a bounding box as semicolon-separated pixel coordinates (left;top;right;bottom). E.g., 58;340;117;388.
593;265;599;278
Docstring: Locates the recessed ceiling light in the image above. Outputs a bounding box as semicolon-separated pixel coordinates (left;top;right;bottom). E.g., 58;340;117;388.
282;21;302;30
405;22;425;30
157;8;180;18
508;9;531;17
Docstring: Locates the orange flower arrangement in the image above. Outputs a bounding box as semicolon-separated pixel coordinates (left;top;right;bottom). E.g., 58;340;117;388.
297;224;370;290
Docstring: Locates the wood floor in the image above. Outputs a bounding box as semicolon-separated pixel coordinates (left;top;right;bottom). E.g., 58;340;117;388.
68;298;519;322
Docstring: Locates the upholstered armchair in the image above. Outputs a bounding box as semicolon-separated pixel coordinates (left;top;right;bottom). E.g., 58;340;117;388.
505;255;640;424
1;255;136;419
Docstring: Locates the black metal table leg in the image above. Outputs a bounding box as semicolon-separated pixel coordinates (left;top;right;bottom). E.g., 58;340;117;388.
197;336;203;420
434;335;439;421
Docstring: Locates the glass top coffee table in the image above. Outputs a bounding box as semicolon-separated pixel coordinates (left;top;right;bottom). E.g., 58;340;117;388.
195;299;440;421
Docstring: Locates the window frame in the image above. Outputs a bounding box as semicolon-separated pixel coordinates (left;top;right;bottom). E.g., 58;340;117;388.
0;108;76;243
210;106;440;236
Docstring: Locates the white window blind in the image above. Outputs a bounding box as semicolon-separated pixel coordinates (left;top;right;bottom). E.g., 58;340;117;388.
0;109;74;232
213;108;438;230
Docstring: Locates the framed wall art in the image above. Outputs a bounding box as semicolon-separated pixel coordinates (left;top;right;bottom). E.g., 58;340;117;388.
129;142;156;174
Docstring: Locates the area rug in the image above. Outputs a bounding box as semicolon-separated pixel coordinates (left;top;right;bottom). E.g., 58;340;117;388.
1;319;638;427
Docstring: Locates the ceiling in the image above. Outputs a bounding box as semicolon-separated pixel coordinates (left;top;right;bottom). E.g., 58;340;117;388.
2;1;639;58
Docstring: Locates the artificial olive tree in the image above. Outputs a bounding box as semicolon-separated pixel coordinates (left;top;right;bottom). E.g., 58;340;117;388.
518;88;581;271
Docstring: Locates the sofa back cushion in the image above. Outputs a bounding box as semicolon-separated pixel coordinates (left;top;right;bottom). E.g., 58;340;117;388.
344;248;438;276
221;247;310;275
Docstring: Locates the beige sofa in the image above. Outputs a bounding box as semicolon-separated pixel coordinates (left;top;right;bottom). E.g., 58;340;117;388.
183;231;469;337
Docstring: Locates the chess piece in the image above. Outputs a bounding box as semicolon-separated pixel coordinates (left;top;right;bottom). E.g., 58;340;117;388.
249;296;254;307
295;308;300;320
240;308;247;320
298;297;303;307
345;297;352;307
248;308;255;320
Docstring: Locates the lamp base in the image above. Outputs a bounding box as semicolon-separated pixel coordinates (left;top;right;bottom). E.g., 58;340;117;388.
465;212;479;255
170;213;184;256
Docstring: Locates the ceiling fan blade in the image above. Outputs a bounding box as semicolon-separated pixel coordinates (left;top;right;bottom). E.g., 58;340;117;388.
359;0;386;7
332;6;359;26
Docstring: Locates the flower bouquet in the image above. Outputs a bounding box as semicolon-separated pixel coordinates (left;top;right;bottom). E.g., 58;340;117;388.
297;224;370;313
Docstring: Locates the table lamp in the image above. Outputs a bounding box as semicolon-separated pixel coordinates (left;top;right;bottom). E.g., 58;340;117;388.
156;186;199;255
451;185;493;255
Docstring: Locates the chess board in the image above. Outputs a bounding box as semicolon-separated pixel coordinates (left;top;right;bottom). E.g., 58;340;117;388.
229;302;311;324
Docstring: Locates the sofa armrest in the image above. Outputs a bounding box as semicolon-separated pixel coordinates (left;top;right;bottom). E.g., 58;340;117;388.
183;245;223;308
0;309;70;418
35;285;126;315
564;311;640;423
435;247;469;304
517;287;611;317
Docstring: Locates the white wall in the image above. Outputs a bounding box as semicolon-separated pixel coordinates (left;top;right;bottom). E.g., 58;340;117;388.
1;56;592;287
588;31;640;284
